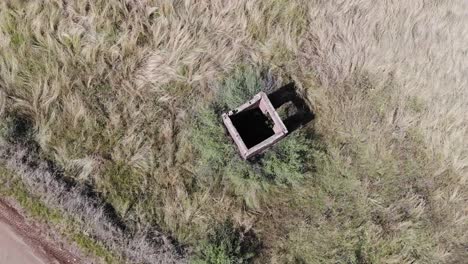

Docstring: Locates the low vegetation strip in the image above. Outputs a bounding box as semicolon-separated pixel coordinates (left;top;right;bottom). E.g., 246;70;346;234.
0;139;187;264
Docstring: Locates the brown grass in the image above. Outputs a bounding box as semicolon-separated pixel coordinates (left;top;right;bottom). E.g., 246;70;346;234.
0;0;467;263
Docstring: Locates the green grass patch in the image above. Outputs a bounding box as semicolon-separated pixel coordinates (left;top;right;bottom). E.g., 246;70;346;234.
276;121;446;263
72;232;119;263
99;161;145;218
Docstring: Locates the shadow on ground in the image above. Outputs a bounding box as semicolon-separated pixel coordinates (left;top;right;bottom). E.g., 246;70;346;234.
268;82;315;133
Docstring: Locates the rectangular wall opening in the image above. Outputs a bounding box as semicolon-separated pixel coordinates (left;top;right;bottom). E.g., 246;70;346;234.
229;107;275;149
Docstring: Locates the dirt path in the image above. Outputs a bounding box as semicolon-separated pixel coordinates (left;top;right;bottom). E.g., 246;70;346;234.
0;197;82;264
0;221;48;264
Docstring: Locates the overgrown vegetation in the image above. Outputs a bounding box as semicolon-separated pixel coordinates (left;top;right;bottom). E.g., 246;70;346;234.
0;0;467;263
193;220;261;264
192;68;318;210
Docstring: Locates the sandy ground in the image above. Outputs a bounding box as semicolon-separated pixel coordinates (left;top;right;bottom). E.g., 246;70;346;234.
0;198;83;264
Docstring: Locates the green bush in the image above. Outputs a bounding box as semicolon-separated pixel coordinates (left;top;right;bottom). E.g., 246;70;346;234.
215;67;264;111
0;112;35;144
192;220;261;264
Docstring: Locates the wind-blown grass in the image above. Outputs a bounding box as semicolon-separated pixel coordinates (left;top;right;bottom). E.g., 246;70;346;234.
0;0;467;263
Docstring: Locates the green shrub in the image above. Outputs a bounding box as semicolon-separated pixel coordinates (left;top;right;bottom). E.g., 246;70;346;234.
215;67;264;111
0;112;35;144
192;220;261;264
262;132;314;185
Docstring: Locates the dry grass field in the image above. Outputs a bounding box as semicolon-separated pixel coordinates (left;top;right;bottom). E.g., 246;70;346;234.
0;0;467;263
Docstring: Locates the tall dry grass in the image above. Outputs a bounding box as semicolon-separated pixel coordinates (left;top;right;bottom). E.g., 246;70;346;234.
0;0;467;263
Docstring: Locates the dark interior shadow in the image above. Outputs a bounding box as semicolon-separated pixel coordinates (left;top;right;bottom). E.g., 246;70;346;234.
267;82;314;133
230;108;275;149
